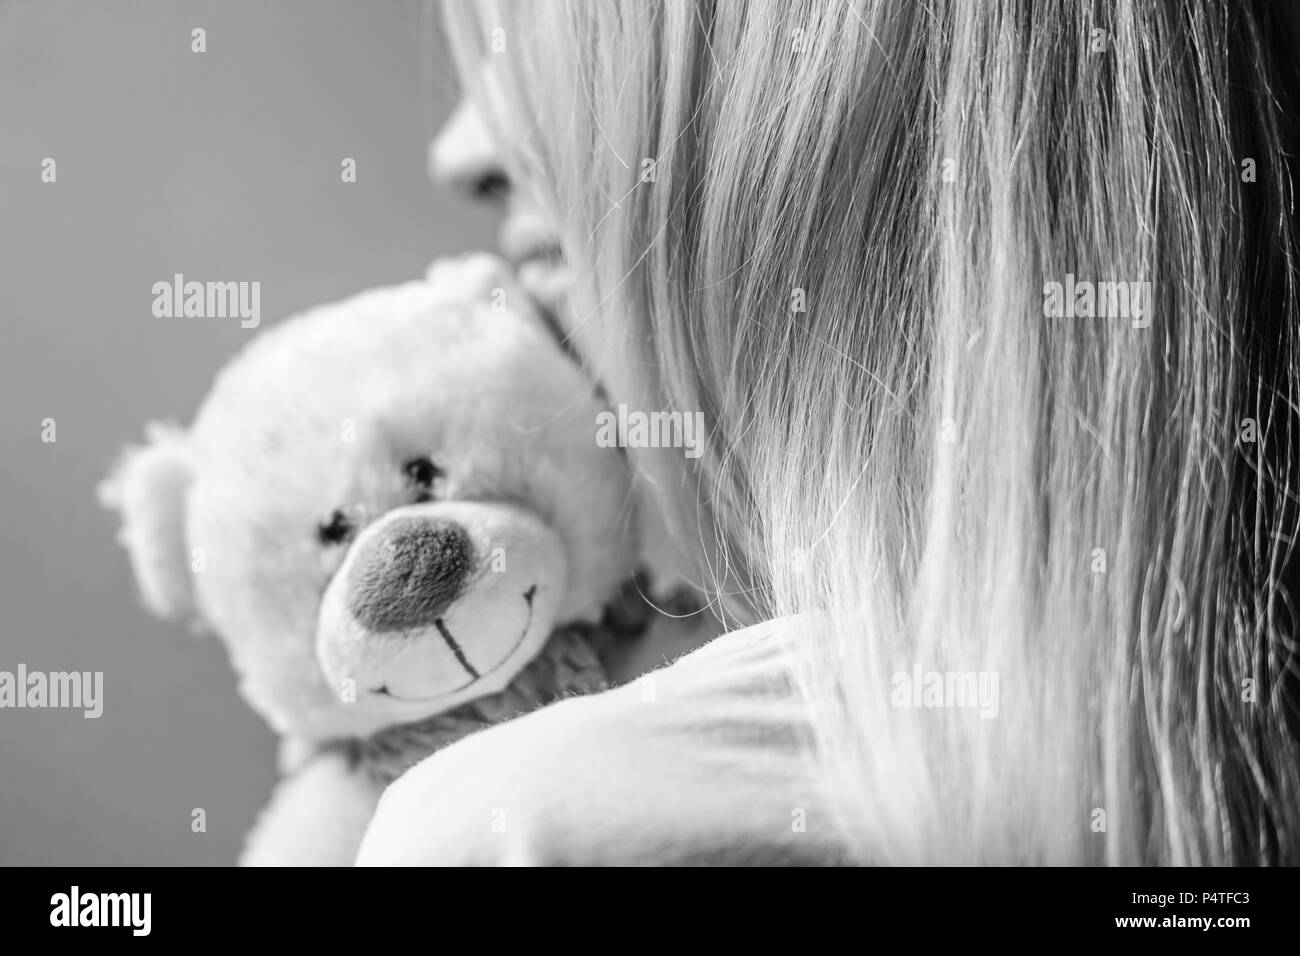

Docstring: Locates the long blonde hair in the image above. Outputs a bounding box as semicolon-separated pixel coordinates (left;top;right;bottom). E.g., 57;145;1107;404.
444;0;1300;864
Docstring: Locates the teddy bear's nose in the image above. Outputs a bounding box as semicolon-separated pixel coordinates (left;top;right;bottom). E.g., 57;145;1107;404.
347;517;475;632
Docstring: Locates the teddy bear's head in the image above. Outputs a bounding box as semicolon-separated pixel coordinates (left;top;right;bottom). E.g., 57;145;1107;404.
101;257;636;741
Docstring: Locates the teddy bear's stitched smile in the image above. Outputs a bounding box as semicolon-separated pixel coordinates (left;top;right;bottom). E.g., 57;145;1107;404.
369;585;538;701
433;618;480;680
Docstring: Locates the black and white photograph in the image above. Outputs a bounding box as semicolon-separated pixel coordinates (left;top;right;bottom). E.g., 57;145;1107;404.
1;0;1297;929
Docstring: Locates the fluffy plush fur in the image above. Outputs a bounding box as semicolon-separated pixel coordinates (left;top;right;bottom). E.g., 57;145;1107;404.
100;254;640;865
243;625;615;866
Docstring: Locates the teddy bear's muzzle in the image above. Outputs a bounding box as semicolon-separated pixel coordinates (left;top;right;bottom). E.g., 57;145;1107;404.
313;500;570;730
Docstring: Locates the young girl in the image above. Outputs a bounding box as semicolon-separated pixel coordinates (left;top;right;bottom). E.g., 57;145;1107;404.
359;0;1300;865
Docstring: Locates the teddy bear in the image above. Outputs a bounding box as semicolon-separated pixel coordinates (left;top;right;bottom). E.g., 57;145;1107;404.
99;255;644;865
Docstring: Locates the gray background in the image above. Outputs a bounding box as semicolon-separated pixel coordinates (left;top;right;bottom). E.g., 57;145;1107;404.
0;0;494;864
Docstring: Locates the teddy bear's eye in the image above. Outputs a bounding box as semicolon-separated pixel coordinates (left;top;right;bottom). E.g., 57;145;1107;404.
403;456;443;492
317;509;354;546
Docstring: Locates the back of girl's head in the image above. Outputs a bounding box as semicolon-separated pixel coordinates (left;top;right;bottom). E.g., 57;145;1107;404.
444;0;1300;864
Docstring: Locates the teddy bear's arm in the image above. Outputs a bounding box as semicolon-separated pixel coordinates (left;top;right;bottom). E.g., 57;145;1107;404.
240;751;381;867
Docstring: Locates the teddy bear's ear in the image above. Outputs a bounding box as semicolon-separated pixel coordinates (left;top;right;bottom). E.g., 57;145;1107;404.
98;422;198;623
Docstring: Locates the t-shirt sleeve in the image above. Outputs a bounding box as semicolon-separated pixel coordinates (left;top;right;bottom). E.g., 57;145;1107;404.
355;622;849;865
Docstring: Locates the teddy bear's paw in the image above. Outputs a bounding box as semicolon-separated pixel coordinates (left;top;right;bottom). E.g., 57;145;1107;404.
239;751;380;867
